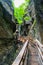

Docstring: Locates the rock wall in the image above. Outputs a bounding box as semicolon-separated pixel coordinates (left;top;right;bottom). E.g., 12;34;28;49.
29;0;41;42
0;1;17;65
34;0;43;43
0;1;16;39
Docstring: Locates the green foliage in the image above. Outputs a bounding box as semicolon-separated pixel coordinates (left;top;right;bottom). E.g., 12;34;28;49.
24;16;31;21
12;0;30;24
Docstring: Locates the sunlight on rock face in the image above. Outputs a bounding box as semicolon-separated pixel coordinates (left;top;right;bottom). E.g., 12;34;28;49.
13;0;25;8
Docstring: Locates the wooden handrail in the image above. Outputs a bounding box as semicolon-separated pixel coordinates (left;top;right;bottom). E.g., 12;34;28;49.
35;39;43;52
38;47;43;60
12;40;28;65
34;39;43;65
35;39;43;48
35;39;43;61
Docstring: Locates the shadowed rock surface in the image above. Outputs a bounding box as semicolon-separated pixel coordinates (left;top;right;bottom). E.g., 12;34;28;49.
0;1;17;65
34;0;43;44
0;0;16;39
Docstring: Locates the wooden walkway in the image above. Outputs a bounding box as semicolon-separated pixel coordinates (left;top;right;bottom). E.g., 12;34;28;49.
12;39;43;65
28;44;40;65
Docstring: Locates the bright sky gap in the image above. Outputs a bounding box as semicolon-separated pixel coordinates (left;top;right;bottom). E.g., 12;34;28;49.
13;0;25;8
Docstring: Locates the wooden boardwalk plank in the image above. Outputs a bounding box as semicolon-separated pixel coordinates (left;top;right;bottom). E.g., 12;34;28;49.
28;44;39;65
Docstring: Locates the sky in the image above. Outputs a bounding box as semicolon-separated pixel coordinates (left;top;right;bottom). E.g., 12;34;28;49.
13;0;25;8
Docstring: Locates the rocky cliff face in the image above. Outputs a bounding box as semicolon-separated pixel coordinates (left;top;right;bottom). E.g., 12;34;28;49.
0;0;16;39
0;1;17;65
34;0;43;43
34;0;43;23
29;0;42;42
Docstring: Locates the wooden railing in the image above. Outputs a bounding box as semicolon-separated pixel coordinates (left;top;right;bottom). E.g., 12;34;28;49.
12;40;29;65
35;39;43;65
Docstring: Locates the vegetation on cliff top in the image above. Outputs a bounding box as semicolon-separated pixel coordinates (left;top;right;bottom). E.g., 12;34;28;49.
12;0;30;24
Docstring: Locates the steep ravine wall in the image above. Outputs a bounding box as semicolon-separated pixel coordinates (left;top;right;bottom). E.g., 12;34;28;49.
29;0;41;42
0;1;17;65
34;0;43;43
